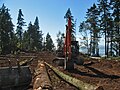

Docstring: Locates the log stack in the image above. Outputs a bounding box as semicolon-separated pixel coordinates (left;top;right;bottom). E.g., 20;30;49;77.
33;61;52;90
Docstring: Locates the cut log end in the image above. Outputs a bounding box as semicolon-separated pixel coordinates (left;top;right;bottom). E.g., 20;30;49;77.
33;61;52;90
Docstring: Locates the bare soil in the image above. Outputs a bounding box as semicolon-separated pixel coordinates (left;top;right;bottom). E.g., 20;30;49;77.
0;52;120;90
42;52;120;90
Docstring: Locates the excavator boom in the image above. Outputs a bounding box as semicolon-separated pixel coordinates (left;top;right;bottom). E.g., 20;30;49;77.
64;17;72;60
53;16;84;70
64;17;74;70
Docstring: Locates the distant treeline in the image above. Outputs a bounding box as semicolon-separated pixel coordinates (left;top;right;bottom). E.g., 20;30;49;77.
0;4;55;54
79;0;120;57
0;3;76;55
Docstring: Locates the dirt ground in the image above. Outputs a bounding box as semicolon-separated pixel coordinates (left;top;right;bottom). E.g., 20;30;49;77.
41;52;120;90
61;59;120;90
0;52;120;90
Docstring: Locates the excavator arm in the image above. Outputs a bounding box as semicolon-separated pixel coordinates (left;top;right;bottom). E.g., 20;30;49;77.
53;16;83;70
64;17;74;70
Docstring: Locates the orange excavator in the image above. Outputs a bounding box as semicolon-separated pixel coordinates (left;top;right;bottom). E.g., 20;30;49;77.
64;16;74;70
53;16;84;70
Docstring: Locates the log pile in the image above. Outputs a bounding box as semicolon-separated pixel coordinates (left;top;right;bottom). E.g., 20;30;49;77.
33;61;52;90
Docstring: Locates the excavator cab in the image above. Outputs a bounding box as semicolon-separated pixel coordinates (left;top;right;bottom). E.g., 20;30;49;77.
64;41;79;70
71;41;84;65
71;41;79;58
64;40;84;70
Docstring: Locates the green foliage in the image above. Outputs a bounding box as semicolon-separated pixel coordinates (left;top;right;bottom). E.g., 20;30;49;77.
79;21;89;55
0;5;51;54
85;3;100;56
45;33;54;51
22;30;29;50
34;16;39;30
1;1;120;56
0;4;14;54
23;17;43;51
56;31;64;50
110;0;120;56
79;0;120;57
16;9;26;50
64;8;76;40
98;0;112;57
33;17;43;51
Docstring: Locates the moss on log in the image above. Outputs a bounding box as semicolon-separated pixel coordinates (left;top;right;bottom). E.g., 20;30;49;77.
45;62;103;90
19;58;34;66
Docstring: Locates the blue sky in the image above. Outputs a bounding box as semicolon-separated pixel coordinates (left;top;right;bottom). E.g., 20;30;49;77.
0;0;98;44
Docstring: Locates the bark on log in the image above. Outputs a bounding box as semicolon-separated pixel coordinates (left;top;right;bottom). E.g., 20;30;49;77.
33;61;52;90
45;62;103;90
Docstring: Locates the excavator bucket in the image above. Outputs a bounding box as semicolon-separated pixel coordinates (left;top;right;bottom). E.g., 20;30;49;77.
52;57;64;66
0;65;32;90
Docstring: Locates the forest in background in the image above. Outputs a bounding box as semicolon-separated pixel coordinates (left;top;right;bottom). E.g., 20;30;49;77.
79;0;119;57
0;0;120;58
0;4;55;54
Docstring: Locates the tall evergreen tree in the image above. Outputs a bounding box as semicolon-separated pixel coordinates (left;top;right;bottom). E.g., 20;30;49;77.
27;22;35;51
86;3;100;56
98;0;112;57
23;22;37;51
0;4;14;54
79;21;90;55
16;9;26;50
64;8;76;40
46;33;54;51
110;0;120;56
34;16;39;30
23;17;43;51
56;31;64;51
33;16;43;51
22;30;29;51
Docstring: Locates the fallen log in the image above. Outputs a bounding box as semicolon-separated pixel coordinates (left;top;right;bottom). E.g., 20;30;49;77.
19;58;34;66
45;62;103;90
33;61;52;90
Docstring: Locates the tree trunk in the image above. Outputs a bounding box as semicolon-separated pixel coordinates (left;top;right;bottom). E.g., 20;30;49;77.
110;31;113;56
106;33;109;57
45;62;103;90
